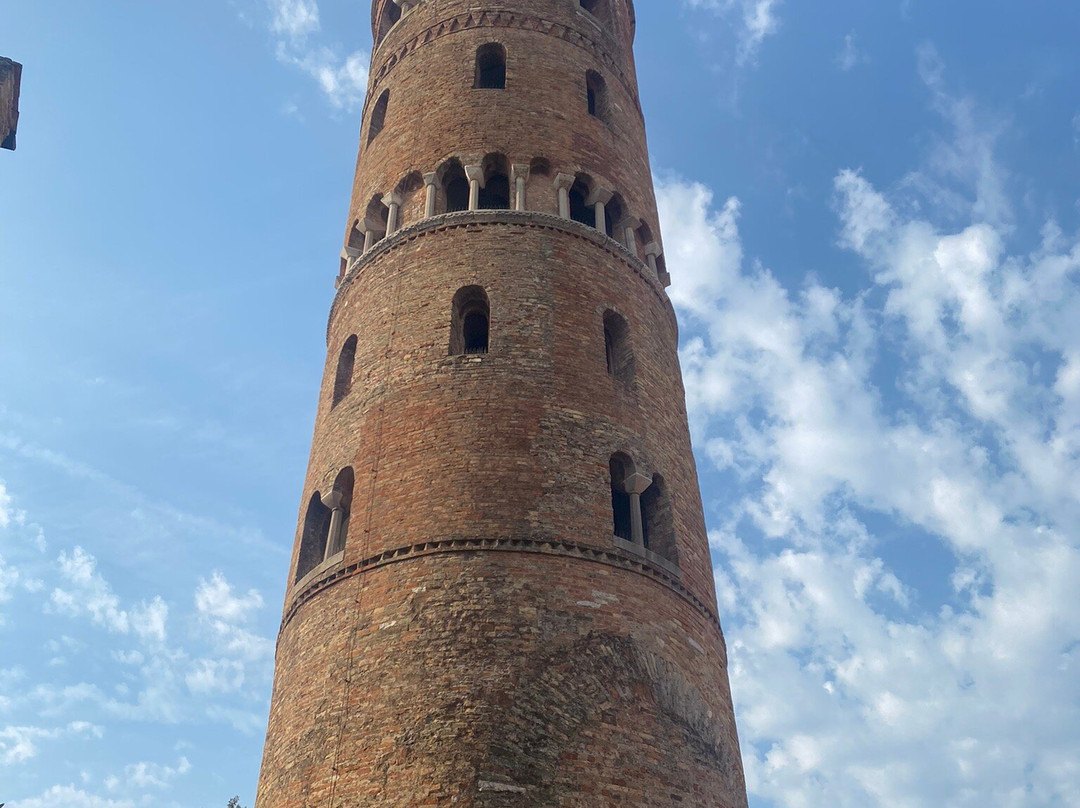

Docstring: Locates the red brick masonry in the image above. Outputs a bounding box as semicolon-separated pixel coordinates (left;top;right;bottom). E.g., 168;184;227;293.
255;2;749;806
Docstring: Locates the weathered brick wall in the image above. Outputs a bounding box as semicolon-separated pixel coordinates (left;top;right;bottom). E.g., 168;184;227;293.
0;58;21;151
255;2;749;806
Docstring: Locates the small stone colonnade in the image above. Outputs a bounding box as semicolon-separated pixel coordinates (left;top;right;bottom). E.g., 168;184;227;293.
340;155;668;288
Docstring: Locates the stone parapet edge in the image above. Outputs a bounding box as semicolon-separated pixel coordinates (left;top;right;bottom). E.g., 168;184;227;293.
329;209;669;345
368;4;642;118
281;535;728;665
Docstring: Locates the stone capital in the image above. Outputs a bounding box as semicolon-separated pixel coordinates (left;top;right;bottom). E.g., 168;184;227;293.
382;190;404;208
617;215;641;232
553;172;575;191
643;241;662;258
510;163;531;183
392;0;418;9
320;491;344;510
422;171;438;187
586;187;614;207
342;246;362;259
464;164;486;187
622;472;653;496
359;218;386;234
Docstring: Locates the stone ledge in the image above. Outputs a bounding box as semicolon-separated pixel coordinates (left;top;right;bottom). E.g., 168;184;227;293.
282;534;727;666
329;209;669;343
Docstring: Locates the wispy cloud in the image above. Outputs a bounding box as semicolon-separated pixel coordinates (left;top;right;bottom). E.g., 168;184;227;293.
262;0;369;111
682;0;783;65
836;31;861;71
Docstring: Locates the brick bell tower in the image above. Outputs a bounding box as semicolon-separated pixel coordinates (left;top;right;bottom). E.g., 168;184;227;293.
255;1;749;806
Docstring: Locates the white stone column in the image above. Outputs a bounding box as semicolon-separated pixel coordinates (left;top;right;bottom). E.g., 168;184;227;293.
554;173;575;219
587;187;614;234
362;225;375;252
465;165;484;211
644;241;662;279
511;163;530;211
619;216;641;256
623;472;652;548
321;491;345;558
423;172;438;218
382;191;403;235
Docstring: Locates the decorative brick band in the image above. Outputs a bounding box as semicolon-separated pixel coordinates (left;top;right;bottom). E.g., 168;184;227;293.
282;535;727;654
369;5;641;118
329;209;671;343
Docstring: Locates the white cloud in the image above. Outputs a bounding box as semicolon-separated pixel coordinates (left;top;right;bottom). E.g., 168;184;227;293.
0;479;13;528
0;722;103;766
836;31;861;71
10;785;135;808
655;53;1080;806
120;756;191;789
195;571;264;623
50;547;168;643
682;0;783;65
262;0;369;110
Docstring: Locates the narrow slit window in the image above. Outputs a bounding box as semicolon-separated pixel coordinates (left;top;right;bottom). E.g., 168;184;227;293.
609;454;634;541
603;311;634;385
367;90;390;145
586;71;608;122
332;335;358;407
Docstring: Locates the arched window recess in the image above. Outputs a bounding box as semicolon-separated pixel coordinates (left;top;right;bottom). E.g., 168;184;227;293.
474;43;507;89
332;335;358;407
586;70;609;123
608;455;677;567
375;1;402;46
477;153;511;210
438;159;470;214
367;90;390;146
603;311;634;386
450;286;490;356
295;467;356;584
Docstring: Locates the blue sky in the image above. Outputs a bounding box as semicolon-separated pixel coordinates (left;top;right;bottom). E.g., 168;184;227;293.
2;1;1079;806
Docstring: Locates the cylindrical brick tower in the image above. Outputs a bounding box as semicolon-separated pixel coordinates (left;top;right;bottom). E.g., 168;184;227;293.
255;1;749;806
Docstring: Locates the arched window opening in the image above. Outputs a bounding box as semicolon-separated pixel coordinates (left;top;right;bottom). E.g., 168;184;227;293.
296;493;331;582
440;160;470;213
474;43;507;89
367;90;390;145
529;157;551;178
569;177;595;228
364;195;389;245
394;171;424;229
376;1;402;45
326;468;355;557
347;219;364;251
636;221;654;251
450;286;491;356
642;475;678;564
586;71;608;122
332;335;358;407
609;454;634;542
603;311;634;385
605;195;625;240
478;153;511;210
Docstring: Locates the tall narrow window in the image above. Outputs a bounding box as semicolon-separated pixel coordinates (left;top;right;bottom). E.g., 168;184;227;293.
296;493;332;582
376;1;402;45
478;153;511;210
326;468;355;557
474;44;507;89
440;160;470;213
332;335;358;407
609;454;634;541
586;71;608;122
368;90;390;145
641;475;677;565
603;311;634;385
450;286;491;356
569;177;595;227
